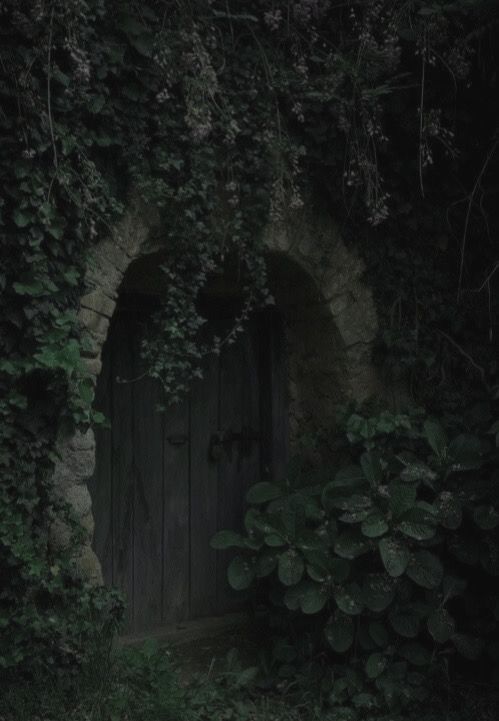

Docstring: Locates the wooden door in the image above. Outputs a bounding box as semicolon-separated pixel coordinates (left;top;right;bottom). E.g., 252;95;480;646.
89;293;287;634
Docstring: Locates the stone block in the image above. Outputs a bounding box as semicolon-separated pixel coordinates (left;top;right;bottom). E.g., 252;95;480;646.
65;484;93;519
73;544;103;585
69;428;95;453
80;290;116;319
82;356;102;378
52;446;96;490
78;308;110;337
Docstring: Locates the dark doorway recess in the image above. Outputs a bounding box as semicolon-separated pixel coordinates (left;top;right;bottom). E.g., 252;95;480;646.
89;291;288;634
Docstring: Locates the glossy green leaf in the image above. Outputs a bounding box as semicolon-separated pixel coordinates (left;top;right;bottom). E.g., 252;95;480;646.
424;419;448;456
427;608;455;643
227;556;255;591
334;582;364;616
379;537;410;577
361;511;389;538
246;482;282;505
362;573;395;612
473;505;499;530
399;642;431;667
278;549;304;586
389;610;420;638
334;531;369;560
210;530;245;549
325;612;354;653
406;551;443;589
365;652;387;679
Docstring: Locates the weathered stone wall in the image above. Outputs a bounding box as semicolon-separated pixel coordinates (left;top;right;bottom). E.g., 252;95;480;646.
49;203;380;584
265;211;379;448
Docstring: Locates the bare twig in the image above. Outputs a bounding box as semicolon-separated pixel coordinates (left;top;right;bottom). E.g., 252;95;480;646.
437;329;487;385
471;261;499;294
457;139;499;300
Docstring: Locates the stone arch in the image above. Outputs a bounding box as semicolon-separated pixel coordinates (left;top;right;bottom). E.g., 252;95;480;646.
49;201;380;585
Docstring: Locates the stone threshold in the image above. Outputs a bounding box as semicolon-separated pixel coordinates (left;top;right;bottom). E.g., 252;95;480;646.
118;611;250;648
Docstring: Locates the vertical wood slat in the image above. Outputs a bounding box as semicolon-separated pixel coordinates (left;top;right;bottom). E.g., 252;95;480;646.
260;310;289;484
88;334;113;586
111;310;135;629
217;337;243;613
162;399;190;624
189;351;220;618
132;316;164;633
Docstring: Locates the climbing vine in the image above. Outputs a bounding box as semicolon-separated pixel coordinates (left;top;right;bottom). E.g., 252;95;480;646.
0;0;498;687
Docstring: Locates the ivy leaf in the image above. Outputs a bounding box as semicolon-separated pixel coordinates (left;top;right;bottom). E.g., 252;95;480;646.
325;612;354;653
278;549;304;586
379;537;410;577
227;556;254;590
406;551;443;590
78;379;94;404
427;608;455;644
12;209;32;227
89;95;106;114
13;281;45;296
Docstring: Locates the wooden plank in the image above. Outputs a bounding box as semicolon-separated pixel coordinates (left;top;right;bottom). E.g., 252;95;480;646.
270;310;289;483
260;310;289;483
162;398;190;624
243;316;263;485
110;310;135;630
132;310;164;633
189;351;220;618
88;332;113;586
216;336;244;612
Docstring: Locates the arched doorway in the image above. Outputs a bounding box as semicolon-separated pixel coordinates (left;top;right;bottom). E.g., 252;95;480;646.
88;258;288;634
50;204;380;601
